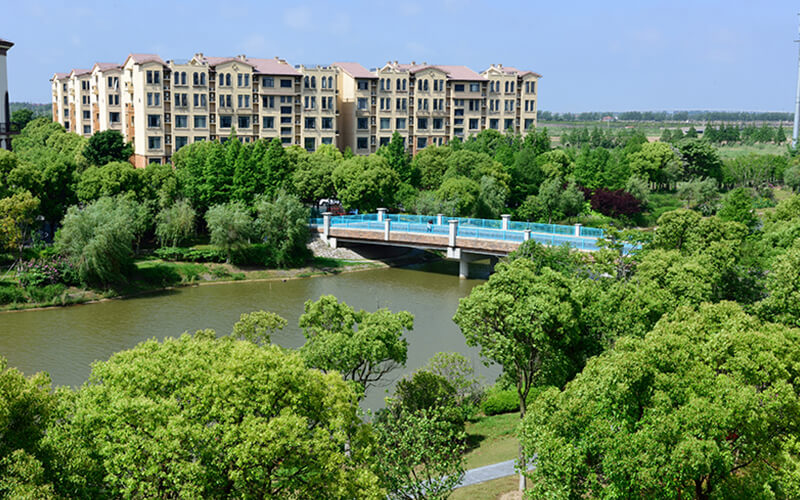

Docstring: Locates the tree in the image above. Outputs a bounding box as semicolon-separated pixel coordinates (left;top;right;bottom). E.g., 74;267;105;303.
299;295;412;395
411;145;452;190
560;180;585;219
475;175;509;218
422;352;484;405
628;141;683;190
55;197;143;287
44;333;382;499
678;138;723;181
230;310;287;345
373;406;466;500
378;132;416;185
784;164;800;192
453;260;585;490
262;137;294;198
253;191;310;267
332;155;399;212
0;191;39;255
537;176;564;223
676;177;720;215
435;176;480;217
82;130;133;166
204;201;252;261
521;302;800;499
718;187;756;230
292;144;340;203
155;199;196;247
75;161;142;203
10;109;34;131
756;242;800;327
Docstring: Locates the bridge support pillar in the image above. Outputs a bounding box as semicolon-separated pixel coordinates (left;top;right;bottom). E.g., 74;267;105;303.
459;257;470;279
523;229;531;241
574;223;582;237
384;219;391;241
501;214;511;231
377;208;387;222
437;213;444;225
448;219;458;247
322;212;332;242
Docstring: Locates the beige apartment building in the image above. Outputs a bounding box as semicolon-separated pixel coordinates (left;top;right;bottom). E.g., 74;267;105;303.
52;53;539;165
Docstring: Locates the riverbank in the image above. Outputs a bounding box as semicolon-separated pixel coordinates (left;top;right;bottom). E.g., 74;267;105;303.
0;239;440;313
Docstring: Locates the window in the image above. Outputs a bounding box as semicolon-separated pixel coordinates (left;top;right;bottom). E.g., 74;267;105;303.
454;83;464;92
454;128;463;135
82;110;90;119
454;118;463;125
109;112;120;123
281;116;292;124
468;99;480;111
200;73;206;85
469;118;479;129
107;76;119;89
417;137;426;149
379;137;391;146
237;74;243;87
280;106;292;114
226;74;232;86
395;98;406;110
357;97;368;110
262;96;275;108
238;116;251;129
433;118;443;129
504;118;514;130
380;118;391;130
524;119;535;131
238;95;250;108
469;83;480;92
147;114;161;128
321;137;332;145
280;79;292;88
281;137;292;144
490;119;499;130
108;94;119;105
281;127;292;135
528;81;535;94
176;93;188;107
195;136;206;142
510;82;515;93
454;109;464;117
262;116;274;128
401;79;407;90
262;76;274;87
244;74;250;86
175;136;188;151
181;72;187;85
321;117;333;129
193;72;199;85
304;138;316;151
82;95;89;104
194;116;207;128
148;158;162;165
357;80;369;90
175;115;188;128
504;81;509;93
357;137;368;149
220;115;232;128
147;92;161;107
328;76;334;88
356;117;368;130
311;76;316;88
147;136;161;149
304;117;316;129
83;125;91;134
417;118;428;130
396;118;406;129
146;70;160;84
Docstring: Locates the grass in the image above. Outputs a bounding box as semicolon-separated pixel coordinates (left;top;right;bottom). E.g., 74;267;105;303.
639;192;684;227
715;143;787;159
451;475;520;500
464;412;520;470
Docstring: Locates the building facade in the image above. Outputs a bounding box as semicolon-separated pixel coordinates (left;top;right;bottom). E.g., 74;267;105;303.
52;53;539;165
0;37;14;150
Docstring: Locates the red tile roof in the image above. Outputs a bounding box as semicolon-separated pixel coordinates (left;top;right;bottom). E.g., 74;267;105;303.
125;53;166;66
333;62;376;79
52;72;69;80
435;65;486;81
247;57;300;76
69;68;92;77
92;62;121;72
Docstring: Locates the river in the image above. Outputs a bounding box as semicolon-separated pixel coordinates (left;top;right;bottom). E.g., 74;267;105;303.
0;260;499;410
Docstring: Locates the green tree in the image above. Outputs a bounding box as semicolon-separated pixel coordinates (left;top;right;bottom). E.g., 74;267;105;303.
475;175;509;218
55;197;143;287
560;180;585;219
453;260;585;490
756;242;800;327
373;406;466;500
537;176;564;223
717;187;757;229
253;191;310;267
422;352;484;405
299;295;412;395
676;177;720;215
262;137;294;198
678;138;723;181
45;333;381;499
154;199;196;247
204;201;252;261
10;109;35;131
141;162;179;210
292;144;340;203
378;132;416;185
75;161;142;203
230;310;287;345
521;302;800;500
0;191;40;255
435;176;480;217
628;141;683;190
82;130;133;166
332;155;399;212
411;145;452;190
784;164;800;192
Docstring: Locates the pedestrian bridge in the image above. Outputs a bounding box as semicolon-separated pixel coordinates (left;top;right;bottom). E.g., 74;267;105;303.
310;209;605;278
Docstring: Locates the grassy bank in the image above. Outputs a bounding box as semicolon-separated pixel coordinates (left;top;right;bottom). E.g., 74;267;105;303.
0;256;384;312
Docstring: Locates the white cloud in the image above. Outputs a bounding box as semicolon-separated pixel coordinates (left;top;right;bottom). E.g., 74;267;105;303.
284;6;312;30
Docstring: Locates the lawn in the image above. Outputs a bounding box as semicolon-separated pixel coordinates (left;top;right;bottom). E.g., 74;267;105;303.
451;475;520;500
464;412;520;470
715;143;787;159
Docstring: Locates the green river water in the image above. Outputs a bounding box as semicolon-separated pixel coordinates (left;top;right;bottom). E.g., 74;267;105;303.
0;260;499;410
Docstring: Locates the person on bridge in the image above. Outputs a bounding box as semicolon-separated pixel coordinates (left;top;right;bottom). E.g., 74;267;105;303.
427;220;433;232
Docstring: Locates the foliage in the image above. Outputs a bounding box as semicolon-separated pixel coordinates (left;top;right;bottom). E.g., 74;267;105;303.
332;155;399;212
583;187;642;218
677;138;723;180
435;176;480;217
374;406;466;500
45;333;381;498
155;199;196;248
153;246;225;263
628;141;683;190
0;191;39;254
75;161;141;203
507;239;581;276
676;177;720;215
292;144;340;203
299;295;412;395
15;256;76;287
378;132;417;185
253;192;310;268
717;187;757;229
521;302;800;499
82;130;133;167
55;197;143;287
756;242;800;328
422;352;484;404
231;310;287;345
784;164;800;192
204;201;252;261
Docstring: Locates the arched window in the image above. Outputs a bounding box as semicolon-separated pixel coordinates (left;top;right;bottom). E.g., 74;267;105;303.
200;73;206;85
219;73;224;86
321;77;327;89
193;72;198;85
328;76;333;89
226;73;231;87
304;76;309;88
182;72;187;85
311;76;316;88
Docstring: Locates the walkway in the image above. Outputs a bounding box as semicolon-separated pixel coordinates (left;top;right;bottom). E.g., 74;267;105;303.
456;458;536;490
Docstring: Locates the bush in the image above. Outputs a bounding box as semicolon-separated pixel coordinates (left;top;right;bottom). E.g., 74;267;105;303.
230;243;273;267
581;187;643;218
153;247;225;263
16;257;78;287
481;384;551;416
0;285;25;305
24;283;66;303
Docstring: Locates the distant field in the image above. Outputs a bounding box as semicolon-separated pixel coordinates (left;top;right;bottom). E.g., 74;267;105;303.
714;143;787;159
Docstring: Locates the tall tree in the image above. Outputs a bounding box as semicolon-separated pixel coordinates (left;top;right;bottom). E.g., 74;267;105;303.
82;130;133;167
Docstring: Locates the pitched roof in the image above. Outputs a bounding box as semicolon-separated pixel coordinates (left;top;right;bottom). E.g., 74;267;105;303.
434;65;486;81
333;61;376;79
92;62;121;72
69;68;92;77
247;57;300;76
52;72;69;81
124;53;166;66
483;64;542;78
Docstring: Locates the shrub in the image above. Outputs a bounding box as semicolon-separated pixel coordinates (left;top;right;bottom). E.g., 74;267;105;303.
481;388;519;416
230;243;273;267
24;283;66;304
153;247;225;263
0;285;25;305
581;187;643;218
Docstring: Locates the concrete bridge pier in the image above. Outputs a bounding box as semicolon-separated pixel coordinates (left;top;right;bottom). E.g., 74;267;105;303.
447;247;483;279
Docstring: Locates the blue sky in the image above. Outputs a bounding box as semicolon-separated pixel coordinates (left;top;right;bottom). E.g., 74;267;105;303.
4;0;799;112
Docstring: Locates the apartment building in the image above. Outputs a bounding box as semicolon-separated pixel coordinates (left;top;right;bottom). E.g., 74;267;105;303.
52;53;539;165
0;37;13;150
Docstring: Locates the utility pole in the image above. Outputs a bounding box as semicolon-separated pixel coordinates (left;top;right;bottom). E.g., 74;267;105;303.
793;14;800;148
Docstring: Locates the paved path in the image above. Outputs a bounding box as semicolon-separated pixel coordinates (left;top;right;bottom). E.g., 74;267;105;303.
455;458;535;489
